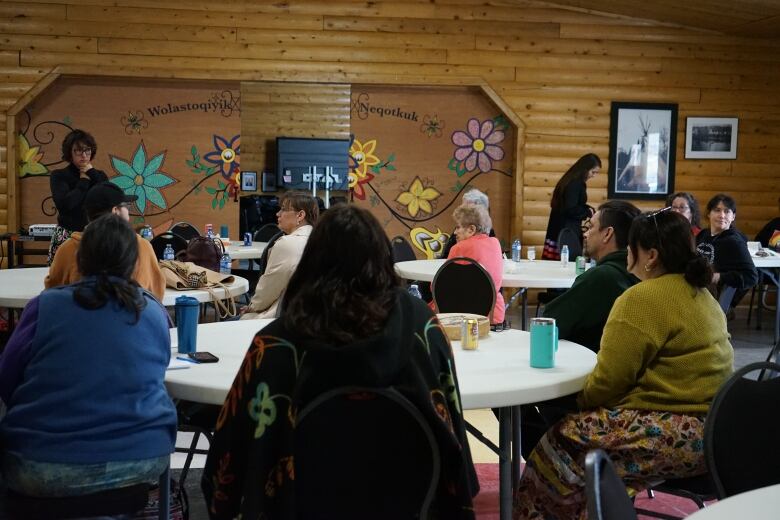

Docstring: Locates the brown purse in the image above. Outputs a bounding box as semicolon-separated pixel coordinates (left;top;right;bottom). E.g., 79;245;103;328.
177;237;224;272
159;260;237;318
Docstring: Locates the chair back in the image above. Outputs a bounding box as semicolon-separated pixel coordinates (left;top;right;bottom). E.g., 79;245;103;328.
704;361;780;499
717;285;737;313
169;221;201;242
432;257;495;319
150;232;188;260
585;449;638;520
253;223;281;243
391;235;417;263
761;339;780;380
557;225;582;258
294;387;440;519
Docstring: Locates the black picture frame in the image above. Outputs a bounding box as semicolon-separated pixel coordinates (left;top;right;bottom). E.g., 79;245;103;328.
261;171;277;192
241;171;257;192
608;101;678;200
685;117;738;159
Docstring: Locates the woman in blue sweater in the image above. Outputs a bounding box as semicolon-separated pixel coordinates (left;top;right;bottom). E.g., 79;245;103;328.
0;214;176;496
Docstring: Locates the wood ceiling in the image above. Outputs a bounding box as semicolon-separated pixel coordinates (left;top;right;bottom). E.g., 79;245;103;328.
540;0;780;38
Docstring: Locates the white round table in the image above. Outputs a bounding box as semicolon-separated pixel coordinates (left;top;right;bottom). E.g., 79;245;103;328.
164;319;596;520
686;484;780;519
751;251;780;345
396;258;577;330
225;241;267;261
0;267;249;308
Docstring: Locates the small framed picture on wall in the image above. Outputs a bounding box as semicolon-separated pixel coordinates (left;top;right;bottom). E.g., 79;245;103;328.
685;117;738;159
261;171;277;192
241;171;257;191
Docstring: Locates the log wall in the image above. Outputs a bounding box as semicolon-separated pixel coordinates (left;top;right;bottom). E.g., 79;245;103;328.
1;0;779;256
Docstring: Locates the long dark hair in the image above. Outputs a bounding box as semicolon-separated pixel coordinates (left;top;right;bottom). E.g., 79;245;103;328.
281;204;400;343
61;129;97;163
74;214;146;322
628;209;712;288
551;153;601;210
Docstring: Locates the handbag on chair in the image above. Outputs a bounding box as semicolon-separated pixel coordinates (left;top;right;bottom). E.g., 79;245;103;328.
159;260;237;319
177;236;224;272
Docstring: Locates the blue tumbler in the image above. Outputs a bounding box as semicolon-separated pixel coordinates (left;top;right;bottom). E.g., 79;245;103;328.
530;317;558;368
175;295;200;354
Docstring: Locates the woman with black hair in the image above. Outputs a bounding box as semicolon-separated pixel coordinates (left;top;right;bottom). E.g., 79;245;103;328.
542;153;601;259
514;209;733;519
48;129;108;264
0;214;176;497
203;204;477;519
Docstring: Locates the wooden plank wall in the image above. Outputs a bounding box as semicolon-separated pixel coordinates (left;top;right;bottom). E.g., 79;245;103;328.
1;0;779;250
241;82;351;175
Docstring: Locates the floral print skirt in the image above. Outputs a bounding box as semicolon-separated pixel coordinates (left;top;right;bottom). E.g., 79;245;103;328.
47;225;73;265
514;407;707;520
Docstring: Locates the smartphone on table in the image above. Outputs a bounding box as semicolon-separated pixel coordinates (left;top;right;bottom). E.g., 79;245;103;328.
188;352;219;363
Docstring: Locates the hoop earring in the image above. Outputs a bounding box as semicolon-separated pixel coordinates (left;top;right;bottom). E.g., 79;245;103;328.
644;263;653;272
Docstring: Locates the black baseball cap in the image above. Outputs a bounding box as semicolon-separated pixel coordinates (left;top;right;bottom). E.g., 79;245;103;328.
84;182;138;213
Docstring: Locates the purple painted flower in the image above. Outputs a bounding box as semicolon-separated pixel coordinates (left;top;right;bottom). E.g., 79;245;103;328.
451;118;505;173
203;134;240;181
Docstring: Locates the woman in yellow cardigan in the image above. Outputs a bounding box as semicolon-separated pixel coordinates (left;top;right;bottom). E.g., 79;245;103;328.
514;208;733;520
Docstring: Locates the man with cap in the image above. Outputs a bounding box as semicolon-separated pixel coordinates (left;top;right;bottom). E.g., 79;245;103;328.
46;181;166;300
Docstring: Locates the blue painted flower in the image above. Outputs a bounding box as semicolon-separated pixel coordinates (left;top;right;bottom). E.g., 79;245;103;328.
203;134;240;181
691;439;704;452
645;426;663;437
624;461;640;473
110;141;175;214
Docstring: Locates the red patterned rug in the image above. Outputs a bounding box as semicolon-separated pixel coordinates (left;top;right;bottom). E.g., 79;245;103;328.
473;463;716;519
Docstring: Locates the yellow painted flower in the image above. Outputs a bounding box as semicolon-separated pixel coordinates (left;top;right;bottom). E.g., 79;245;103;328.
17;134;47;177
349;138;380;178
410;226;449;259
396;177;440;218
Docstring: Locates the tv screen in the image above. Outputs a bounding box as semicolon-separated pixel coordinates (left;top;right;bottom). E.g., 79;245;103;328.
276;137;350;191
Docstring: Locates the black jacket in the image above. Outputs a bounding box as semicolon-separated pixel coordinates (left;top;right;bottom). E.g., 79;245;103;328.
49;164;108;231
697;227;758;291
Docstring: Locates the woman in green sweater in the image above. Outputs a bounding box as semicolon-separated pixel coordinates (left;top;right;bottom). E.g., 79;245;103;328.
514;208;733;520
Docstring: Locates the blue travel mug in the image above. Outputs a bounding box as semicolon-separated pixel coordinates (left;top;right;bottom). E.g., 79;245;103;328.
530;317;558;368
175;295;200;354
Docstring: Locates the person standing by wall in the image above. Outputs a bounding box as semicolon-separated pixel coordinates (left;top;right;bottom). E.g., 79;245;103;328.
47;129;108;264
542;153;601;260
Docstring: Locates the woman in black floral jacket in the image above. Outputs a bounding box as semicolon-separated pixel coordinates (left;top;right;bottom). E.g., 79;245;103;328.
202;204;477;519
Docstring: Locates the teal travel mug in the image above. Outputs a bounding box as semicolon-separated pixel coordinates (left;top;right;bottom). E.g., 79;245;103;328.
175;295;200;354
530;317;558;368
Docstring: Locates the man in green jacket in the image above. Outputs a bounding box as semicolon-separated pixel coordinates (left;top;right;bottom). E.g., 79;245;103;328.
542;199;641;353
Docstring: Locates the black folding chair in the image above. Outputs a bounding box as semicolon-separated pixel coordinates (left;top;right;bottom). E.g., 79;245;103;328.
391;235;417;263
705;361;780;499
169;221;201;242
150;232;188;260
431;256;496;320
294;387;440;519
585;449;638;520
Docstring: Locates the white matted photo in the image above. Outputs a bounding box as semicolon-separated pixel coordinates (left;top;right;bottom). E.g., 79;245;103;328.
241;171;257;191
685;117;738;159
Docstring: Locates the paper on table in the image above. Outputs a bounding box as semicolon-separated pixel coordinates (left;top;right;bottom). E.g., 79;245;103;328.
167;357;192;371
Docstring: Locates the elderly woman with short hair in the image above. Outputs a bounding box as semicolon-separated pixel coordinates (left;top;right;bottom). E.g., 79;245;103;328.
447;204;505;325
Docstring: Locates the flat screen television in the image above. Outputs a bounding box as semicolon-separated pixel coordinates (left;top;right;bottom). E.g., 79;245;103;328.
276;137;350;191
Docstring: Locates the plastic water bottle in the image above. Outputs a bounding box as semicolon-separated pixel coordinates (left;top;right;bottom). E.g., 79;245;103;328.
511;238;522;262
163;244;175;261
141;225;153;241
408;284;422;299
560;245;570;268
220;251;231;274
206;223;214;239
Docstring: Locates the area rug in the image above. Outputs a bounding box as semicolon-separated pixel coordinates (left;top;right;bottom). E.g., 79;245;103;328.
472;463;716;519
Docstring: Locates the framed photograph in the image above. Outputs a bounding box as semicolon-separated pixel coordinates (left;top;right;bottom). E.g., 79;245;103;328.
241;171;257;192
608;102;678;200
261;171;277;192
685;117;738;159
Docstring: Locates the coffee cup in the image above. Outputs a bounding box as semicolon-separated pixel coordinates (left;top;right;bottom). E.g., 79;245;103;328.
530;317;558;368
175;295;200;354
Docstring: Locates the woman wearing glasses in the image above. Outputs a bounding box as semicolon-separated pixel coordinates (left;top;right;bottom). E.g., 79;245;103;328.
667;191;702;236
514;209;733;519
48;129;108;264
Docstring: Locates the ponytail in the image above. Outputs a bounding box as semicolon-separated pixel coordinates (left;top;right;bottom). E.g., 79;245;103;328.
684;254;713;288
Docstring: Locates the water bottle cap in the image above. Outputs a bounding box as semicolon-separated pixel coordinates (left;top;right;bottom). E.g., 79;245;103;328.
411;284;418;289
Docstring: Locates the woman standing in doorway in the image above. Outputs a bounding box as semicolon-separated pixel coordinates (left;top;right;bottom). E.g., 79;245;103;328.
48;129;108;264
542;153;601;260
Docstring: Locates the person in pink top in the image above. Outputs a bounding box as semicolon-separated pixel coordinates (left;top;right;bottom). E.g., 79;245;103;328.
448;204;505;325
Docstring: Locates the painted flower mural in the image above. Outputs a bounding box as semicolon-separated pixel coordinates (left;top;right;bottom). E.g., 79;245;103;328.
204;134;240;181
396;177;440;218
17;134;47;177
451;118;505;173
349;137;381;201
110;141;176;214
410;226;449;259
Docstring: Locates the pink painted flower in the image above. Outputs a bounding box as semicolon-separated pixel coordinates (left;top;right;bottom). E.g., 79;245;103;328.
451;118;505;173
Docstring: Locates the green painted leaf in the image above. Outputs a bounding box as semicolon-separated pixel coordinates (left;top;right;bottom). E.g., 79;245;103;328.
145;186;167;210
218;181;226;189
206;187;216;194
674;440;687;448
386;164;396;171
111;175;135;190
186;160;195;167
219;197;226;209
111;156;135;178
387;153;396;162
143;152;165;176
144;173;175;189
370;165;380;174
191;145;197;156
131;144;146;174
211;198;218;209
447;157;459;172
